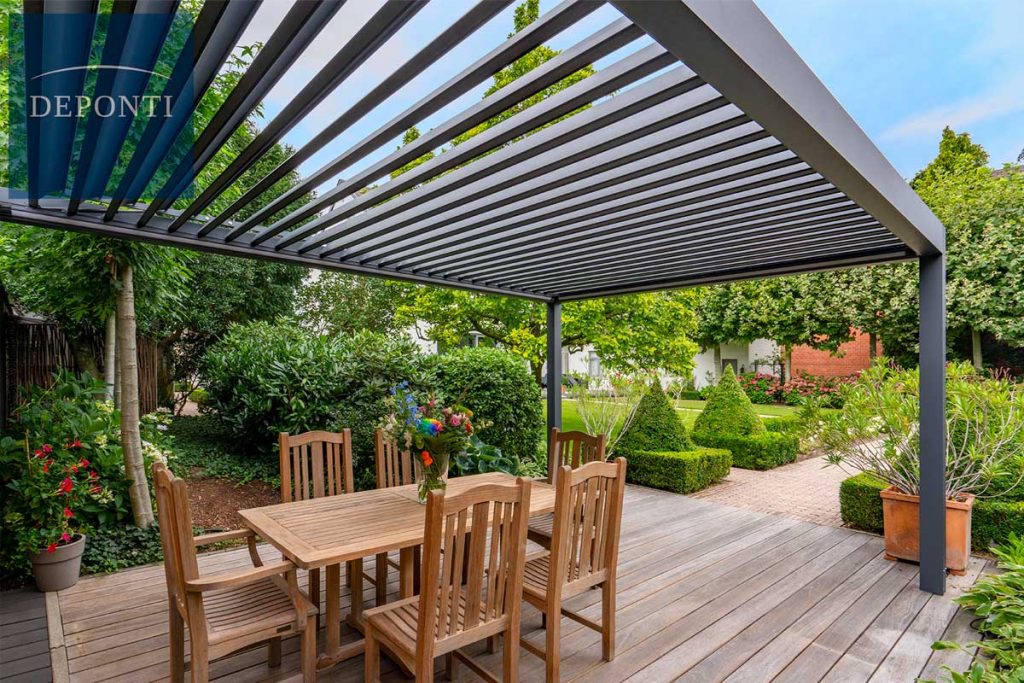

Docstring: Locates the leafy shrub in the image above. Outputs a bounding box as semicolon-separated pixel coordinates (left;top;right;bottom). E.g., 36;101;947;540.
201;322;433;489
0;371;176;529
692;431;797;470
820;362;1024;499
617;381;692;454
81;524;165;574
693;365;765;437
780;372;853;408
677;390;702;401
429;347;544;466
737;372;783;404
839;473;886;532
451;435;520;477
626;448;731;494
928;535;1024;682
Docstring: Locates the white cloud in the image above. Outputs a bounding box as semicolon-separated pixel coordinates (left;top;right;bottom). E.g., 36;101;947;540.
881;70;1024;141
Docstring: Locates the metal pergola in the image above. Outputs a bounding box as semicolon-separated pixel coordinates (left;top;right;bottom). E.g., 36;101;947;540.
1;0;948;594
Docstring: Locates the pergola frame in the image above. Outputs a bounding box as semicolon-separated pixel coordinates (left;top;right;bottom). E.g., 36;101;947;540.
2;0;947;593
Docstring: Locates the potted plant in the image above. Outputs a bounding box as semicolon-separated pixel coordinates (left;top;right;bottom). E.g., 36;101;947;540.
819;362;1024;574
4;439;109;591
381;383;481;503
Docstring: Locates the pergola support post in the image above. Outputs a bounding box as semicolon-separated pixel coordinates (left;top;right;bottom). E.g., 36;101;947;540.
918;252;946;595
546;299;562;482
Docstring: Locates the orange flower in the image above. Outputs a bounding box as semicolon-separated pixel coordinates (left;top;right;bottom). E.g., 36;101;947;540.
421;450;434;467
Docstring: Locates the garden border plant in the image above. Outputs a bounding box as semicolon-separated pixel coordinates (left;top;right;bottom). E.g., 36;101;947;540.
692;365;798;469
625;448;731;494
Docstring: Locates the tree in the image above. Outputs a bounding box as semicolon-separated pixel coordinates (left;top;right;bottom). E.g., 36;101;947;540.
297;271;411;337
694;275;854;381
399;288;699;382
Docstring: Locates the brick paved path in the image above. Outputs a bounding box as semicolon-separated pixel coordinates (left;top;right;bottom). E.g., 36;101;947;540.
689;454;856;527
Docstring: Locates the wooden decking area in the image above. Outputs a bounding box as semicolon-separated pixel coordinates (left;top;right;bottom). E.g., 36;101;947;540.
41;485;985;682
1;589;52;682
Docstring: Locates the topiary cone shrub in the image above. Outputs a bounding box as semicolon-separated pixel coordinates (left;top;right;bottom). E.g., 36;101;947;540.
693;365;765;437
617;381;692;454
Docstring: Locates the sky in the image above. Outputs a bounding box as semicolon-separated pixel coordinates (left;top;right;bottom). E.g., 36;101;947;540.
237;0;1023;201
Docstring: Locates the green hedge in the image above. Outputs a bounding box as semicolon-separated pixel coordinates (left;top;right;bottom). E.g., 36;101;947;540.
626;448;731;494
839;473;886;532
764;416;803;435
839;473;1024;552
692;431;798;470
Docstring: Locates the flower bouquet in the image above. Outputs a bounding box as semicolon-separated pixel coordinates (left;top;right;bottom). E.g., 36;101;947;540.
382;384;479;503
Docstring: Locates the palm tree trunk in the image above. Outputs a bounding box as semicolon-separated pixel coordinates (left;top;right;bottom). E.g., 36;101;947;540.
116;264;154;527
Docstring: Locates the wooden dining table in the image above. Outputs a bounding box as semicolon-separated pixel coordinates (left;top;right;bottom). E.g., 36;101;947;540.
238;472;556;671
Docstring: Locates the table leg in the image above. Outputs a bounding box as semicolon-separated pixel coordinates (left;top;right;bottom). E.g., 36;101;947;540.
347;558;364;630
399;547;416;598
316;563;364;671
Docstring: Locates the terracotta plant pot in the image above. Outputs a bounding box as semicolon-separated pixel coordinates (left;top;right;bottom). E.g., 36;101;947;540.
28;534;86;592
879;487;973;575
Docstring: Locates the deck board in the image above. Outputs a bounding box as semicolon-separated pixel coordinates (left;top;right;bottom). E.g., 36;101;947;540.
23;485;985;682
0;588;52;682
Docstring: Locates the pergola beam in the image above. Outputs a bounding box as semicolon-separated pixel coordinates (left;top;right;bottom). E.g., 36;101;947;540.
611;0;943;256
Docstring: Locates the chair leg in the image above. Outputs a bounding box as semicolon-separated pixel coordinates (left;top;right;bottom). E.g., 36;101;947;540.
504;624;519;682
375;552;389;606
189;649;209;683
364;624;381;683
545;609;561;683
444;652;455;681
487;633;499;654
267;636;282;668
301;614;317;682
602;579;616;661
308;567;321;630
169;607;185;683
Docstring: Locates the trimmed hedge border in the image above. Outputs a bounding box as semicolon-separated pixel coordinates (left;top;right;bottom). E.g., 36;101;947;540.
839;473;1024;552
764;416;803;435
692;431;799;470
625;448;731;494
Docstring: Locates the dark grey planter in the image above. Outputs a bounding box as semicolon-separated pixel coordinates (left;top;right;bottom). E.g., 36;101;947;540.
28;534;85;592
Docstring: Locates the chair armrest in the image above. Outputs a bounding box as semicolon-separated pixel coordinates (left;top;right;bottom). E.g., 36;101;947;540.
193;528;255;546
185;560;295;592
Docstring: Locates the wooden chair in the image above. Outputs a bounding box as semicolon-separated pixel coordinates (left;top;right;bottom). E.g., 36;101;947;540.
364;478;533;683
372;429;417;605
152;463;317;683
521;458;627;683
529;428;607;547
279;429;365;627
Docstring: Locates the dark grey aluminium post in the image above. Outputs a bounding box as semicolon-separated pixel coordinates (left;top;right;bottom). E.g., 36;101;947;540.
918;252;947;595
546;299;562;482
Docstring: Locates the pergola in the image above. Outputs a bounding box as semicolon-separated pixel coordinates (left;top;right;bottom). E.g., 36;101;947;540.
2;0;948;593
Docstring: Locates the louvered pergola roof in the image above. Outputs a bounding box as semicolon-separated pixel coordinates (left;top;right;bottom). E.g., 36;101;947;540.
1;0;944;302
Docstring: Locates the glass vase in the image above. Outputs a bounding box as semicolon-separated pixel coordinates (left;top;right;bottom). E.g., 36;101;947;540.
413;449;449;504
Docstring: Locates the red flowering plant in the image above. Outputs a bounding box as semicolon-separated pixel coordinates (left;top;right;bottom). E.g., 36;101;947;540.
381;383;482;502
3;438;110;556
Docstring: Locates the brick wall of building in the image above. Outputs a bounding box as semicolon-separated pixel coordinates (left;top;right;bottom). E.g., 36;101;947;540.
790;330;881;378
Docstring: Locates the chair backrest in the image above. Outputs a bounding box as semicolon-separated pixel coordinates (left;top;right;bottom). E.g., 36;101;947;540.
549;458;627;593
152;462;201;626
278;430;354;502
548;428;606;483
418;478;532;654
375;428;415;489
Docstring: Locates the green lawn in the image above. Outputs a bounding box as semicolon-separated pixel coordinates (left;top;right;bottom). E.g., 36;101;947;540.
544;398;804;435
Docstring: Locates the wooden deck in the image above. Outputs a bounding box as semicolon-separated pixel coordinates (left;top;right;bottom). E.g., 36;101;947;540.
43;485;985;682
1;589;52;682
